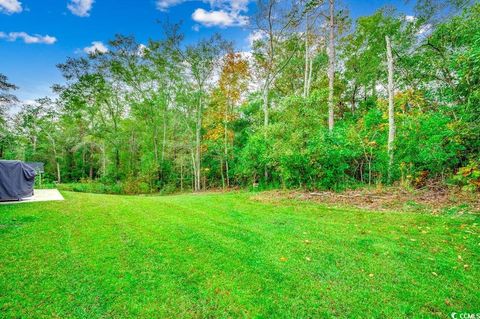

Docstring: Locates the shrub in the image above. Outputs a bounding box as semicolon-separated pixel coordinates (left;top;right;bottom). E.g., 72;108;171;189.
452;160;480;191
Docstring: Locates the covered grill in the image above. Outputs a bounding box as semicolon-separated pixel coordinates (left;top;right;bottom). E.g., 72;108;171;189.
0;160;36;201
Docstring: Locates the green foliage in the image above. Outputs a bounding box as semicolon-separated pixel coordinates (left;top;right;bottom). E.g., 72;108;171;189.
2;3;480;193
58;177;157;195
58;182;124;195
396;112;463;179
452;160;480;191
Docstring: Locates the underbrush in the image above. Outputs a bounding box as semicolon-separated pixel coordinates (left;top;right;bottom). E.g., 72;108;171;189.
57;182;124;195
252;185;480;215
57;180;177;195
56;179;479;215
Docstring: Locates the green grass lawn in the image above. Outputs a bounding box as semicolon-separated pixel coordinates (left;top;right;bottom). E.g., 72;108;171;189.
0;191;478;318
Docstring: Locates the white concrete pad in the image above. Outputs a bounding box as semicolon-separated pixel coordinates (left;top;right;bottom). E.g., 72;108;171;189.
0;189;64;205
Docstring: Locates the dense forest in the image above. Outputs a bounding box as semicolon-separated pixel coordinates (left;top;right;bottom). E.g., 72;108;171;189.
1;0;479;194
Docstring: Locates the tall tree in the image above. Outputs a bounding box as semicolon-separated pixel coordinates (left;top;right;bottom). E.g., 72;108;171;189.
254;0;300;180
0;74;18;158
254;0;300;130
218;52;250;188
184;34;227;191
385;36;396;183
327;0;336;131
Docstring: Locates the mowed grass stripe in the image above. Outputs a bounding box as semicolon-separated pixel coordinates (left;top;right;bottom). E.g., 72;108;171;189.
0;191;478;318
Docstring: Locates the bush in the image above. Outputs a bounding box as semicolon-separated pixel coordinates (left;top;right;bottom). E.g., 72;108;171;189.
58;182;124;195
452;160;480;191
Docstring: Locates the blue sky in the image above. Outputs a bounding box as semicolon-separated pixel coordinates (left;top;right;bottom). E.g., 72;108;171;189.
0;0;414;103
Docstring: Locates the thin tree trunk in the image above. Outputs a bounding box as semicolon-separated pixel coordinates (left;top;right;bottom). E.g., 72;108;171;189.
303;9;309;98
220;156;225;189
225;159;230;188
351;83;358;114
115;148;120;181
328;0;335;132
368;159;372;185
386;35;396;183
102;142;106;177
263;80;270;129
162;106;167;163
51;140;61;183
195;94;203;191
153;125;159;165
262;80;269;181
191;150;196;192
82;145;86;178
307;58;313;97
89;143;94;180
56;161;61;183
224;103;230;188
180;162;184;192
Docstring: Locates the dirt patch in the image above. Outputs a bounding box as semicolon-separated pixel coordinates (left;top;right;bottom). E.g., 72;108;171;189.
251;187;480;215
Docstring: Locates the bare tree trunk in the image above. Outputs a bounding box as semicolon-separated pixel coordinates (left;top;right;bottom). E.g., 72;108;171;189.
225;159;230;187
220;156;225;189
262;80;269;181
153;125;159;165
115;148;120;181
303;9;309;98
162;106;167;163
89;143;94;180
307;58;313;97
180;162;184;192
263;76;270;183
386;35;396;183
263;80;270;129
56;161;61;183
328;0;335;132
224;103;230;188
102;142;106;177
195;95;203;191
51;140;61;183
82;145;86;178
351;82;358;114
191;150;196;192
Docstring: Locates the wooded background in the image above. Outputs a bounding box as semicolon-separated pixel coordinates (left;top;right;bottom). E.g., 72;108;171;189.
1;0;479;193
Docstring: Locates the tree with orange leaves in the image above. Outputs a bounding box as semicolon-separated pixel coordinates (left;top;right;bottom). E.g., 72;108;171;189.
206;52;249;188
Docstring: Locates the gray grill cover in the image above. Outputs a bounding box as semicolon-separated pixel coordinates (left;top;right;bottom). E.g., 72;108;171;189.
0;160;36;201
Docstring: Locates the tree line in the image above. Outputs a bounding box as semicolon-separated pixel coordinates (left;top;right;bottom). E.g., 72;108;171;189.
1;0;479;193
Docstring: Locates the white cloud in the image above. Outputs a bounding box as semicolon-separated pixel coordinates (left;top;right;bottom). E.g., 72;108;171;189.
192;24;200;32
223;0;249;12
156;0;185;11
157;0;250;27
237;50;252;61
22;99;36;105
137;43;147;56
0;0;22;14
67;0;94;17
83;41;108;54
0;32;57;44
405;15;416;22
417;24;432;36
192;8;247;27
247;30;264;46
